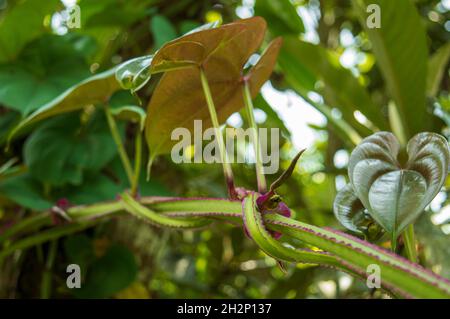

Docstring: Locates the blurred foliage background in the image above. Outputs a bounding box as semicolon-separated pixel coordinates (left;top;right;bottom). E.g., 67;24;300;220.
0;0;449;298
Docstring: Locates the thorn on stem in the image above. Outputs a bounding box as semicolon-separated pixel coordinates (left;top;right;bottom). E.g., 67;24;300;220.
269;149;306;193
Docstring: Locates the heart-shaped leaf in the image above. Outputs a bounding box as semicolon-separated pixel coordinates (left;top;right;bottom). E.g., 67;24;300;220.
23;112;119;186
8;67;121;141
334;131;449;242
145;17;280;161
110;105;146;131
0;35;92;115
0;0;60;63
149;20;247;73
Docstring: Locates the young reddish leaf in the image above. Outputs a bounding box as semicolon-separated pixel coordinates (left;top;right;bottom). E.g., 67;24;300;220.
145;17;279;161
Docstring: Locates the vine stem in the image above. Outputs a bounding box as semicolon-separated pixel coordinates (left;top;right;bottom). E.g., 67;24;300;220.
131;131;142;196
403;224;418;263
1;197;449;298
199;68;236;198
242;83;267;193
104;106;134;187
40;239;58;299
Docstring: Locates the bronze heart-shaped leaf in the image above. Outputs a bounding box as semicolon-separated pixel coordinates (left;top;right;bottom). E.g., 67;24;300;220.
144;17;282;161
334;132;449;242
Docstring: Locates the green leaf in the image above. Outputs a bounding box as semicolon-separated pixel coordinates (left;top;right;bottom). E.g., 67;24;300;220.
56;174;123;205
115;55;153;92
353;0;429;137
23;112;119;186
9;66;121;140
150;15;178;49
111;105;146;131
0;174;52;211
0;35;91;115
0;0;60;63
74;244;138;298
179;20;202;35
254;0;304;35
346;131;449;241
279;36;387;134
64;234;95;271
427;43;450;97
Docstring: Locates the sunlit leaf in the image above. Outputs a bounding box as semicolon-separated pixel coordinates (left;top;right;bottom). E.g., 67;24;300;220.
278;37;387;134
254;0;304;35
353;0;429;137
427;43;450;97
150;15;178;49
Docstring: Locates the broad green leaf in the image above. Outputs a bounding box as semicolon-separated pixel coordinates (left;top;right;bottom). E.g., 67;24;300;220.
427;43;450;97
345;131;450;241
150;15;178;49
115;55;153;92
9;67;121;140
56;174;123;205
353;0;429;137
23;112;119;186
254;0;304;35
74;245;138;298
149;19;247;73
0;35;91;115
0;174;52;211
0;0;60;63
145;17;268;158
64;234;96;271
279;36;387;134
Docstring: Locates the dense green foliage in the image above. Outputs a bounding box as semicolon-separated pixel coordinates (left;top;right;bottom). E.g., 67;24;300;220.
0;0;449;299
